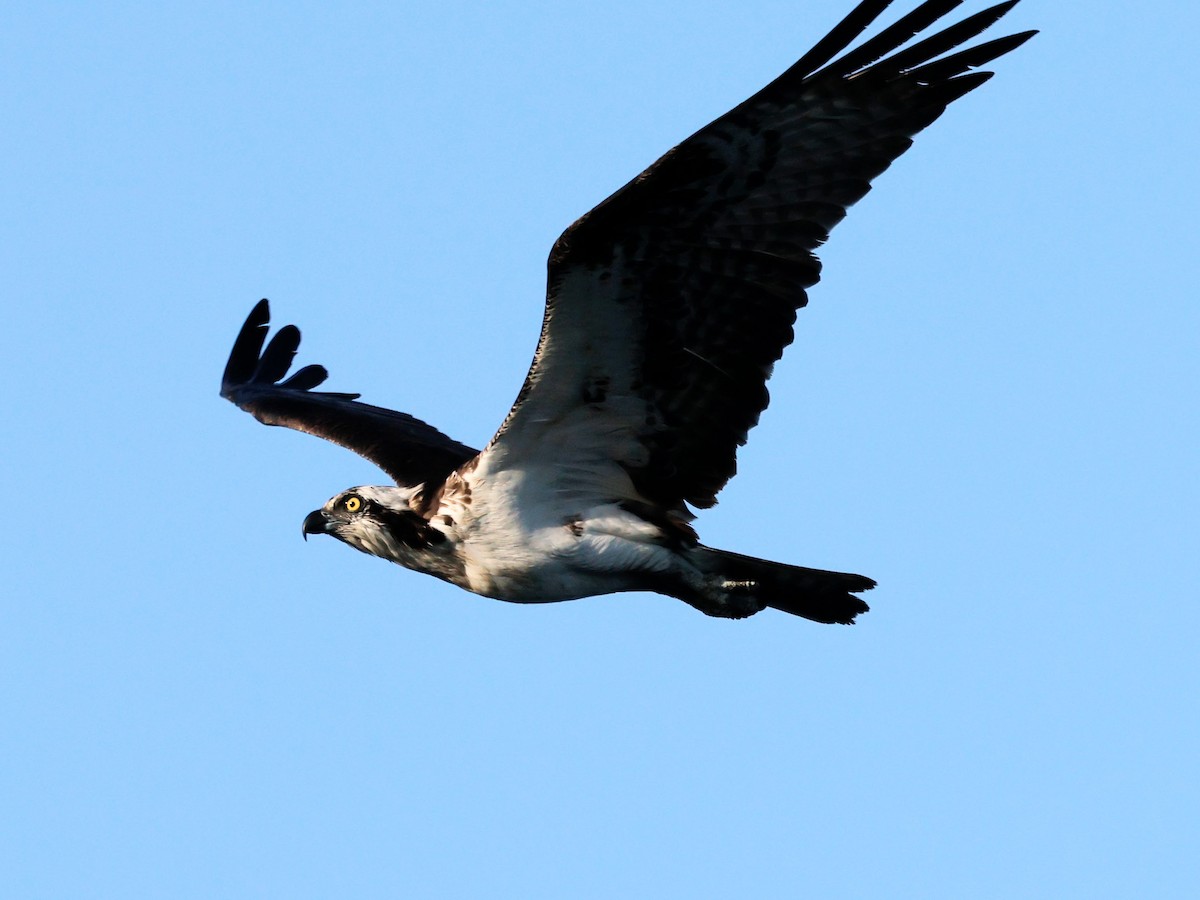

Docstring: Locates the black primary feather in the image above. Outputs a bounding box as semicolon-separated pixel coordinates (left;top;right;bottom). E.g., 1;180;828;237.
496;0;1036;513
221;300;476;488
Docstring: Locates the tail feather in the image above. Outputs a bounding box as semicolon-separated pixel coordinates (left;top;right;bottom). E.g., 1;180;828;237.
691;547;874;624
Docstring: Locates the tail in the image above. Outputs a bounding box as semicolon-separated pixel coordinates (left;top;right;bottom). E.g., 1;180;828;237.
686;547;874;624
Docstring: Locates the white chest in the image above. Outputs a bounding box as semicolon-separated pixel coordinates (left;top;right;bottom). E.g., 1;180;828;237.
438;467;679;603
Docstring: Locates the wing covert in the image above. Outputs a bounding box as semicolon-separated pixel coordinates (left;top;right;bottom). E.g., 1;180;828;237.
488;0;1034;512
221;300;477;488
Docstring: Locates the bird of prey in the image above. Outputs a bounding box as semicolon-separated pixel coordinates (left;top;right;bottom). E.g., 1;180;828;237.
221;0;1033;622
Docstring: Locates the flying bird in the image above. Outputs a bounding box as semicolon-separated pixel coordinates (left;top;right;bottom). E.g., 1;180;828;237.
221;0;1034;622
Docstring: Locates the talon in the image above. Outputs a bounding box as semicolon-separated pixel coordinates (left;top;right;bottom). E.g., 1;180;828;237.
721;579;757;593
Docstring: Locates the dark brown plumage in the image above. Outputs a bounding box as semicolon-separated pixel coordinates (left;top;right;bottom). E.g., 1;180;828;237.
508;0;1035;515
222;299;477;488
222;1;1035;623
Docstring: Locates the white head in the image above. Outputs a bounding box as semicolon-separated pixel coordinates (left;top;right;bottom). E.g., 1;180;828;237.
301;484;427;560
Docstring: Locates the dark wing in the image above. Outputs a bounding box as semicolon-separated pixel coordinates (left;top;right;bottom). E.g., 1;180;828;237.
221;300;478;487
486;0;1034;511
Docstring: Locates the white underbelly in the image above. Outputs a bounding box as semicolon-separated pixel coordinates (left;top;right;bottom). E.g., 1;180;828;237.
456;502;681;603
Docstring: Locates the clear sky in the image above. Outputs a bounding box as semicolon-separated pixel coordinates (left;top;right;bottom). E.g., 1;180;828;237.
2;1;1196;897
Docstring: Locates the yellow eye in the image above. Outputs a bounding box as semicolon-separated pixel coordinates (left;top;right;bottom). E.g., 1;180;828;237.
344;495;362;513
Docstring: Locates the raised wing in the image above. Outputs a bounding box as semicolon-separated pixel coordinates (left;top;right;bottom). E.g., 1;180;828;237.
221;300;477;487
488;0;1034;512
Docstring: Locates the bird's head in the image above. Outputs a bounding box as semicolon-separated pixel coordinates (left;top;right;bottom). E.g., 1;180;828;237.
302;484;425;560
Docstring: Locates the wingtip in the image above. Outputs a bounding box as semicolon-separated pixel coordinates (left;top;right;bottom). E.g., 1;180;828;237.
221;299;274;396
220;301;367;405
279;363;331;392
253;323;303;385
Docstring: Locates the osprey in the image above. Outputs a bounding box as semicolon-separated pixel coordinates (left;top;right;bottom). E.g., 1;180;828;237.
222;0;1033;622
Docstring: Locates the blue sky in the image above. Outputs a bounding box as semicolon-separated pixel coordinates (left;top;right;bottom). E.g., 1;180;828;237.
2;1;1196;897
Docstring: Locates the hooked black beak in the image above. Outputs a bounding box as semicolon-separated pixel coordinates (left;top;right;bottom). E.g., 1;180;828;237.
302;509;330;541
